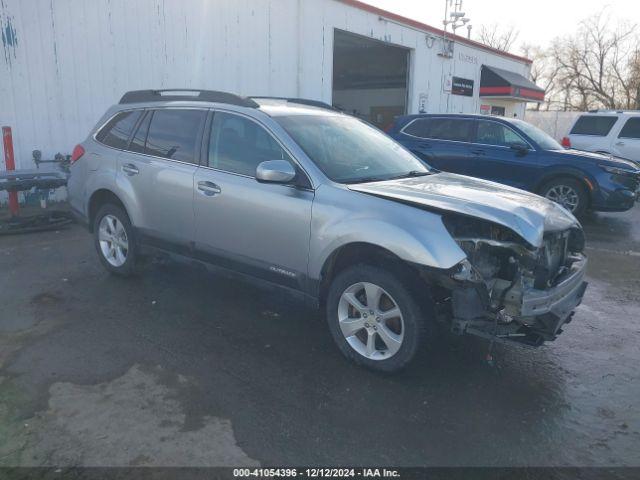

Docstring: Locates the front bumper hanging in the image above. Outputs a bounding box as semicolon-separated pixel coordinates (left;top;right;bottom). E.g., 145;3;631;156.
451;255;588;347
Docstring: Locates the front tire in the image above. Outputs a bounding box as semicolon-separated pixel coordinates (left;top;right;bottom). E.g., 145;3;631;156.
326;264;432;373
540;178;588;217
93;204;137;276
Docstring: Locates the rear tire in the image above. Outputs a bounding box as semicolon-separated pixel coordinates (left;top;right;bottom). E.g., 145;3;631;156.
93;204;138;276
326;264;432;373
539;177;588;217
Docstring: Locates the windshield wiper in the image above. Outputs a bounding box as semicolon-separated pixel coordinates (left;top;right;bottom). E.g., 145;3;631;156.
343;176;389;184
342;170;432;185
387;170;432;180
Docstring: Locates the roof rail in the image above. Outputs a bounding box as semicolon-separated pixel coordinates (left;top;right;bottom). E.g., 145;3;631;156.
588;109;638;114
250;96;342;112
119;89;259;108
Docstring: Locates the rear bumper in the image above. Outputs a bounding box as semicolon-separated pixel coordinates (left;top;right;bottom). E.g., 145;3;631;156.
70;205;90;230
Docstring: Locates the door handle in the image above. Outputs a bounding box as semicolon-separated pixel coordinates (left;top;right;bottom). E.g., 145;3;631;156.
197;181;222;196
417;142;432;149
121;163;139;176
615;141;625;146
471;149;486;155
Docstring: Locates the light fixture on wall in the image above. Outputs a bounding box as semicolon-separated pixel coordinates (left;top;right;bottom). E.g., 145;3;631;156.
425;35;436;49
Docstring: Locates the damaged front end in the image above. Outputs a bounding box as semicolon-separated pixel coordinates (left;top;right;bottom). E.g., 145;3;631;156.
434;215;588;347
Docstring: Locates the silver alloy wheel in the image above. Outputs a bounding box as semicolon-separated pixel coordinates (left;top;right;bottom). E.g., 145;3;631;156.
337;282;404;361
545;185;580;212
98;214;129;267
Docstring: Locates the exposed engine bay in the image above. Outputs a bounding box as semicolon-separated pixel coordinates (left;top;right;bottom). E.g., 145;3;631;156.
432;214;588;347
347;174;589;348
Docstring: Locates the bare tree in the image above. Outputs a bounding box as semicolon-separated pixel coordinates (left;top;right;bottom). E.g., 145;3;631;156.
521;43;561;110
628;48;640;109
552;11;639;110
476;24;519;52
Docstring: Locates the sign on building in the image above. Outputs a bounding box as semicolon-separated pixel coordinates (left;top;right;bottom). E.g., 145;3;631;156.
451;77;474;97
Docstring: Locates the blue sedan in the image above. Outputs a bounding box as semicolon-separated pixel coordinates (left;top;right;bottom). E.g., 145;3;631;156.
388;114;640;216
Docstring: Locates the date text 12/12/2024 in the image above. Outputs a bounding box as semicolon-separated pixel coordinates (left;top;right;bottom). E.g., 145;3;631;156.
233;469;400;478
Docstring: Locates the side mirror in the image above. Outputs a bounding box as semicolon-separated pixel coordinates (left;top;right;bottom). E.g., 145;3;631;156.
509;142;529;155
256;160;296;184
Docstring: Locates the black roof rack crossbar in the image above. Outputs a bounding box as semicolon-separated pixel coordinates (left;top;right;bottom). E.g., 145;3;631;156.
250;96;341;112
119;89;259;108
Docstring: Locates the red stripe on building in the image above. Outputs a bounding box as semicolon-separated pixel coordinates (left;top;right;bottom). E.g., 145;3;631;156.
479;86;512;95
480;86;545;101
519;88;545;101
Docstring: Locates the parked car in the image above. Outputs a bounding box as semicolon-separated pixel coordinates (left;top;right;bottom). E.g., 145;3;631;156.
562;110;640;164
68;90;588;373
388;114;640;217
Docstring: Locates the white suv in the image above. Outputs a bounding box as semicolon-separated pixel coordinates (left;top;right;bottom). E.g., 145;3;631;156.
563;111;640;164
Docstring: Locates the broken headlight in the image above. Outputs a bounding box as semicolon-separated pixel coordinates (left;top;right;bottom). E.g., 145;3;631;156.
451;258;484;283
443;215;530;284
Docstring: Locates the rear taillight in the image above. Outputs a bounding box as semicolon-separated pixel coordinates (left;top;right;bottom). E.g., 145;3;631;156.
561;136;571;148
71;144;85;163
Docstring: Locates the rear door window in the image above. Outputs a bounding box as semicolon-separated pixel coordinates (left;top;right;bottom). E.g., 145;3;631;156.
208;112;292;177
570;116;618;136
427;118;475;142
618;118;640;139
143;109;206;163
96;110;143;149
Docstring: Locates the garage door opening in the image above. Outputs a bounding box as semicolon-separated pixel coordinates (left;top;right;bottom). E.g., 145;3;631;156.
332;29;410;129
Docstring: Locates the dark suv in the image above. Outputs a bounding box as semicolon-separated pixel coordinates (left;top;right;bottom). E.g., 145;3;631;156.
388;114;640;216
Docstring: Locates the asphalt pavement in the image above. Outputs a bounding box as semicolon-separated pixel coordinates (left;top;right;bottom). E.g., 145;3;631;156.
0;206;639;467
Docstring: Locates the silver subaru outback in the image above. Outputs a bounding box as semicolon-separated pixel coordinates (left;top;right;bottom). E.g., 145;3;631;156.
67;90;588;373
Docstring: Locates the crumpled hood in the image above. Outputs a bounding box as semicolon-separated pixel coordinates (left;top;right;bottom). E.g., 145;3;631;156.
348;172;580;248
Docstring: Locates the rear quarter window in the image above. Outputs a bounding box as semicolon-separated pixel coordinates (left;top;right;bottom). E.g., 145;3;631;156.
96;110;143;149
402;118;431;138
570;116;618;136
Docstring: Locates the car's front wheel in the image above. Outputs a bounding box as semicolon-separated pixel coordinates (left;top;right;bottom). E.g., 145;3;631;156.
540;178;588;217
93;204;138;276
326;264;432;373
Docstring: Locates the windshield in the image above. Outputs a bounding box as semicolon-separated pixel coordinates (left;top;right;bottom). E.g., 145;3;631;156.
512;119;564;150
274;114;431;183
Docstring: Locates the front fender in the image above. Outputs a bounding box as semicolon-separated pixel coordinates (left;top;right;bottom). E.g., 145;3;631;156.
533;166;598;195
308;185;467;281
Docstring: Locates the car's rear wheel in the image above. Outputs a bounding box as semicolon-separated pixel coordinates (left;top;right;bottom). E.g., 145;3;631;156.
540;178;588;217
326;264;432;373
94;204;137;276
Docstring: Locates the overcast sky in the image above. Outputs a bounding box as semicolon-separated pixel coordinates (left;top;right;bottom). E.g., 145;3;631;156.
361;0;639;52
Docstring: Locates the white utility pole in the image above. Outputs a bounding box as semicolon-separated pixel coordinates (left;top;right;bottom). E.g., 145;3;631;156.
443;0;471;36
